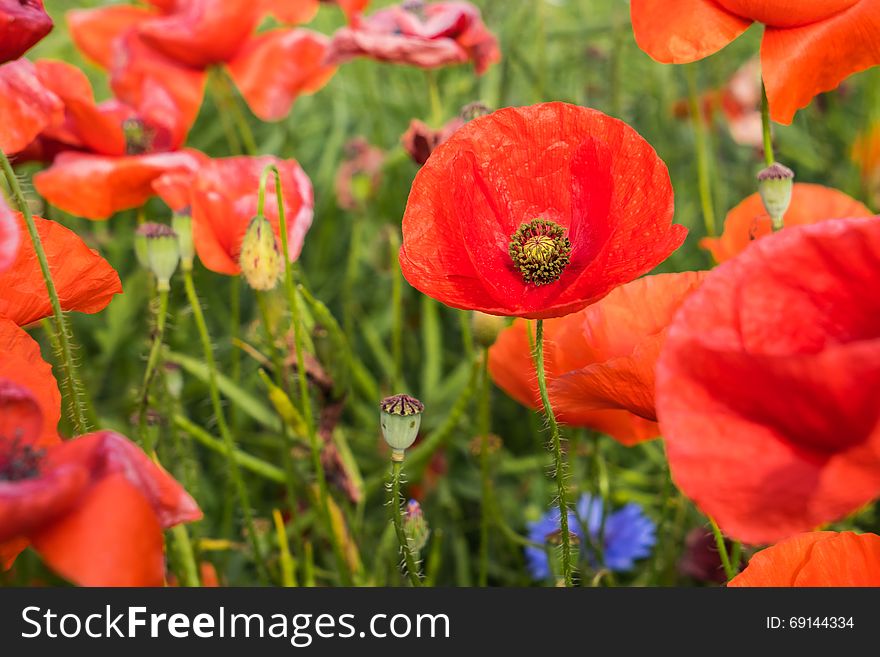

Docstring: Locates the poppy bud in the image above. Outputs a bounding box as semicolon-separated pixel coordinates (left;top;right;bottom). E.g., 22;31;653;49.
403;499;430;555
172;212;195;271
380;393;424;461
472;311;507;348
239;214;283;291
136;223;180;291
757;163;794;231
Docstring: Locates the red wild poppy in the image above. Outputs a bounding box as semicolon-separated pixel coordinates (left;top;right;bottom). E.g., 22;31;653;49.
0;197;19;274
0;212;122;327
489;272;705;446
399;102;687;319
326;1;501;74
729;531;880;587
631;0;880;124
0;59;63;155
702;183;874;263
0;321;202;585
0;0;53;64
656;218;880;545
153;155;314;276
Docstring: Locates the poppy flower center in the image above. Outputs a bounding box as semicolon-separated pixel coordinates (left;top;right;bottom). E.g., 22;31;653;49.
0;437;44;481
123;118;155;156
508;218;572;286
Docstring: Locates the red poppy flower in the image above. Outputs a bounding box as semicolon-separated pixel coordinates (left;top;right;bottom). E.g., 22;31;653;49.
0;59;63;155
0;198;19;274
702;184;875;264
153;155;314;276
0;0;53;64
656;218;880;545
489;272;704;445
326;1;501;74
729;531;880;587
0;325;202;585
631;0;880;124
0;212;122;326
399;103;686;319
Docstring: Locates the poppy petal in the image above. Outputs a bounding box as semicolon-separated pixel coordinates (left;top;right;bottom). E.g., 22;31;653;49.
729;531;880;587
0;198;19;273
0;213;122;326
227;29;336;122
657;218;880;544
34;150;203;219
30;473;167;586
0;320;60;447
0;0;53;65
630;0;751;64
701;183;874;264
761;2;880;124
0;59;63;155
67;6;155;69
0;464;87;545
263;0;320;24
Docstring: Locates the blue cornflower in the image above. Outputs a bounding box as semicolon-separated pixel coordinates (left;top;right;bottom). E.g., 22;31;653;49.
525;494;656;580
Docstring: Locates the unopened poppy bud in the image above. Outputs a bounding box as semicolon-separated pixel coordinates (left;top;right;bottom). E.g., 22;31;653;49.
380;393;424;461
239;214;283;291
172;211;194;270
136;223;179;291
403;499;430;554
472;311;506;348
757;163;794;231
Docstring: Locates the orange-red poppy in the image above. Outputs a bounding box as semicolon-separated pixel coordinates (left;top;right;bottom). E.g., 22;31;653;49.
0;59;63;155
657;218;880;545
0;212;122;326
68;0;333;126
0;198;19;273
489;272;704;445
0;321;202;585
729;531;880;587
400;103;686;319
631;0;880;124
153;155;314;275
0;0;53;64
701;183;875;263
326;1;500;74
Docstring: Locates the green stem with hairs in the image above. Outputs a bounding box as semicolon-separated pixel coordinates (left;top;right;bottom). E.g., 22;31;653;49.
389;229;404;390
533;319;574;586
0;149;89;434
761;81;775;166
259;164;353;585
708;517;736;581
182;266;269;584
389;459;423;586
137;287;170;454
686;65;717;238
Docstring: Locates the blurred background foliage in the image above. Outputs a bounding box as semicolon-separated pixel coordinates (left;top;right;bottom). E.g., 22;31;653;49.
6;0;879;586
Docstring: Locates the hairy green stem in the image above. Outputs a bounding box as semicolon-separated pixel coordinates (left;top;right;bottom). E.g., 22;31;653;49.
1;149;89;434
389;459;422;586
533;319;574;586
708;517;736;581
138;288;170;454
478;349;491;587
170;524;201;587
686;65;717;238
761;81;775;166
389;230;404;390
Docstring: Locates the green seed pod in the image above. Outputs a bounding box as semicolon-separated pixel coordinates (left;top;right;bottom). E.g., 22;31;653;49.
239;214;283;291
757;163;794;231
137;223;179;291
172;212;194;270
472;311;507;348
380;394;424;461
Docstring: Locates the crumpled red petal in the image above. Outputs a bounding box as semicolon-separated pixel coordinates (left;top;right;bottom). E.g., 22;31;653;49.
67;5;156;69
0;59;63;155
0;0;53;65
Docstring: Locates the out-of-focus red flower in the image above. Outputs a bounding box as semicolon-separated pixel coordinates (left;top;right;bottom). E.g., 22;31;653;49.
323;0;371;24
401;117;463;166
0;0;53;64
0;323;202;585
400;103;686;319
0;59;63;155
0;197;19;274
68;1;333;126
657;218;880;545
326;1;500;74
335;137;384;210
489;272;704;445
631;0;880;124
853;122;880;209
0;213;122;327
153;155;314;276
701;184;874;264
729;531;880;587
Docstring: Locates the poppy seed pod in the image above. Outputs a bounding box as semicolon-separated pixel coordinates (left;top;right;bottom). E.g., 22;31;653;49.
136;223;180;291
172;212;195;270
757;162;794;231
239;214;284;291
472;311;507;348
380;394;424;461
